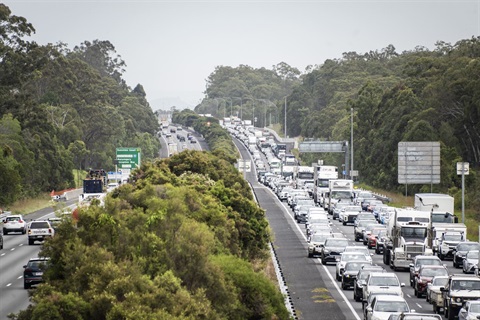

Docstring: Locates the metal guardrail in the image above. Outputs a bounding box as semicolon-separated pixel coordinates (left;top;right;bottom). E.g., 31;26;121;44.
372;192;392;203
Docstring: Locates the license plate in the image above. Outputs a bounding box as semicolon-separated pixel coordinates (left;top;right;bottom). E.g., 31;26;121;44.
34;272;43;276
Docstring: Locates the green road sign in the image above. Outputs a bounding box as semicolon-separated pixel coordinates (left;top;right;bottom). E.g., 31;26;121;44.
116;147;141;169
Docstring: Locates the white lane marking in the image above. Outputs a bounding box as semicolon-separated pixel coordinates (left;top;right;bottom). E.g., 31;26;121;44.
406;294;412;298
266;189;361;320
10;248;15;251
416;303;422;309
17;276;22;279
0;253;5;257
6;283;12;287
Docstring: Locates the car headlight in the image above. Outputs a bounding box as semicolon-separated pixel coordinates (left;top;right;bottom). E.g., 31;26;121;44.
455;297;462;303
345;274;350;278
323;249;330;254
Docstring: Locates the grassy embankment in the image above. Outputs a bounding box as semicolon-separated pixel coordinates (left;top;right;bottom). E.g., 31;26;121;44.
7;169;86;216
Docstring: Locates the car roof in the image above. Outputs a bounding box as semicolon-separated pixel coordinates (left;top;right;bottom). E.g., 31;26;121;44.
369;272;397;277
373;295;406;302
29;257;50;261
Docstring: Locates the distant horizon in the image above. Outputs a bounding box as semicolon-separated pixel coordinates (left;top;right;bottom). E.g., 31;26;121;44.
4;1;478;109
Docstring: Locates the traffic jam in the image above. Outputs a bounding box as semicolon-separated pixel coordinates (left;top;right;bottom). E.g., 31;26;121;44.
228;121;480;320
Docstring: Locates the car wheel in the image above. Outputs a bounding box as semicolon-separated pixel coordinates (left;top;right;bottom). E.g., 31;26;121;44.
375;247;379;254
438;252;444;260
342;222;346;226
321;257;326;265
363;240;367;245
341;281;346;290
22;228;26;234
3;229;7;235
415;287;422;298
24;281;30;289
336;272;341;281
28;239;34;245
308;252;313;258
447;307;455;320
426;293;430;303
453;261;458;268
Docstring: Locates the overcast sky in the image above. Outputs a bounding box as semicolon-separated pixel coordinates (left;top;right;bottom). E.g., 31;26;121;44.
3;0;480;110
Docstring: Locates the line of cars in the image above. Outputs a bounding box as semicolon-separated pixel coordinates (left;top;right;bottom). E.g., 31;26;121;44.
1;212;71;289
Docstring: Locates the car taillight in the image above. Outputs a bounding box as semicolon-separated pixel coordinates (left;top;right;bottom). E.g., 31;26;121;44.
19;220;23;223
48;228;53;234
28;230;32;235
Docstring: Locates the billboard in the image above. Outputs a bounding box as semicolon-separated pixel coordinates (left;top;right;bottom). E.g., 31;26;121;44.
398;141;440;184
116;147;141;169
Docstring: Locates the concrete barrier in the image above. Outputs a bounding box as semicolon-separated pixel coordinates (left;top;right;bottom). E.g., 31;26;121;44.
64;188;83;201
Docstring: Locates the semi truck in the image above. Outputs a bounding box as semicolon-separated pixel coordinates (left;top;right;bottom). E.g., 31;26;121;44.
313;165;338;207
414;193;456;223
294;166;314;188
326;179;354;215
383;208;433;270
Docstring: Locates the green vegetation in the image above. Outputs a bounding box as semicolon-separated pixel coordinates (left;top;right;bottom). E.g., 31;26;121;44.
0;4;160;207
11;152;289;320
197;40;480;216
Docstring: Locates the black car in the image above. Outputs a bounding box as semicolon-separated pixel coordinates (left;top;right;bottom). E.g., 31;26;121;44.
453;241;480;268
341;261;372;290
320;237;349;265
353;265;385;302
23;257;49;289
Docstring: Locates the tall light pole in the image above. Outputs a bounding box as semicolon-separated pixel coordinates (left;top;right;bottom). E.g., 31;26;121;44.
284;96;288;138
350;107;354;180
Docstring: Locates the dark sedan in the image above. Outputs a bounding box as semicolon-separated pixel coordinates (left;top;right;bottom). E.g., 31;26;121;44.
453;242;480;268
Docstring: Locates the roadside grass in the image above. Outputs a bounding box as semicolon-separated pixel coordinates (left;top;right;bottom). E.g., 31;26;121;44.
8;194;53;216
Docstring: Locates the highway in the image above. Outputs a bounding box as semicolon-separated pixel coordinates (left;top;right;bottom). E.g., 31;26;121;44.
0;201;77;319
233;137;450;320
158;125;206;158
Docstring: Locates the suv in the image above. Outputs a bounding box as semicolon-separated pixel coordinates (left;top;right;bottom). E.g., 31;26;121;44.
441;274;480;320
307;233;331;258
341;261;372;290
23;257;49;289
354;220;376;242
363;272;405;302
409;255;443;287
27;220;55;245
453;241;480;268
335;252;370;281
320;237;349;265
3;215;27;234
413;265;448;298
353;265;385;302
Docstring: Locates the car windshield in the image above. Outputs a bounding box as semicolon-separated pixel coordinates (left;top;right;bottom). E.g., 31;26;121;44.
401;227;427;238
371;228;385;236
374;301;408;312
342;254;368;261
358;214;375;220
345;206;361;211
421;268;448;277
345;262;369;271
467;251;479;259
310;235;329;242
457;243;480;251
369;276;400;286
6;216;21;222
470;304;480;313
325;239;348;247
30;221;50;228
451;280;480;290
416;259;442;267
444;234;463;242
432;277;448;286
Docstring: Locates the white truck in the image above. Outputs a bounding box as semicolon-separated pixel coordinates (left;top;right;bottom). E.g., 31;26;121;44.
414;193;456;223
167;143;178;157
294;166;314;189
383;208;433;270
313;165;338;207
326;179;354;215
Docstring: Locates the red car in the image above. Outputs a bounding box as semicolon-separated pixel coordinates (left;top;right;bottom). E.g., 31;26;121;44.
366;228;386;249
414;265;448;298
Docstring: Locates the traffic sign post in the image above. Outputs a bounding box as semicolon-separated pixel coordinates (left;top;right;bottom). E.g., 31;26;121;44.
457;162;469;223
116;148;141;170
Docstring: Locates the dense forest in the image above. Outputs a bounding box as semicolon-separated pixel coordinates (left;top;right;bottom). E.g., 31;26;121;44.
195;41;480;211
0;4;160;207
12;149;288;319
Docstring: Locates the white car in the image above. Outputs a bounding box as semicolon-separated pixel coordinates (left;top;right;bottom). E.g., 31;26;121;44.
3;214;27;234
365;295;411;320
458;300;480;320
363;272;405;301
343;246;373;263
335;252;370;281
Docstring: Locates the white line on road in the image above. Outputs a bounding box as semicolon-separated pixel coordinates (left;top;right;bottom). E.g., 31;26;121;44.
6;283;12;287
416;303;423;309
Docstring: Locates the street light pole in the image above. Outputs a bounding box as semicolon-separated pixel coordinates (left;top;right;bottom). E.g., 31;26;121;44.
284;96;287;138
350;107;354;180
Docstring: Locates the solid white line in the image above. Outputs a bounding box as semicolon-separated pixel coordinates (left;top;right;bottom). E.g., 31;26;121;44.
416;303;423;309
269;189;361;320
